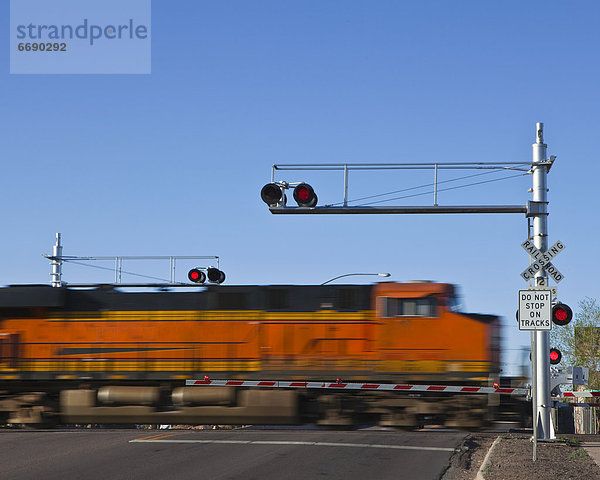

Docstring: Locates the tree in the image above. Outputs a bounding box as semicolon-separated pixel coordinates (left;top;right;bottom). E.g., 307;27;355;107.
550;297;600;389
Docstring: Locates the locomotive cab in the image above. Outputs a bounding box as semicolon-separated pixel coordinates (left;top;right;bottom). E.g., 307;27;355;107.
374;282;501;384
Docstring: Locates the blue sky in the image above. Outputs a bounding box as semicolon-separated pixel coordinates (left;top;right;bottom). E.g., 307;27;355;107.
2;1;599;375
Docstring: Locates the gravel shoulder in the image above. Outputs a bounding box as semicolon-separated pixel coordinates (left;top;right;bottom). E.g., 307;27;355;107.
442;433;600;480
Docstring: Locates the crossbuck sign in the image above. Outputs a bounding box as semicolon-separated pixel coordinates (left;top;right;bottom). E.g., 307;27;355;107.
520;239;565;284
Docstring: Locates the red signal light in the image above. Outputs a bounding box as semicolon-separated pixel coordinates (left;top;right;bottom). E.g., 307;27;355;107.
297;187;310;201
555;309;567;321
550;348;562;365
552;303;572;326
188;268;206;284
293;183;317;207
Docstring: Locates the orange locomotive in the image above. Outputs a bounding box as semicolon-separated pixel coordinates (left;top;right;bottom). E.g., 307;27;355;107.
0;281;509;427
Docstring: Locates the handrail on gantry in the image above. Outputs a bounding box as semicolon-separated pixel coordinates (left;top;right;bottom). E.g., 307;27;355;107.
268;161;535;211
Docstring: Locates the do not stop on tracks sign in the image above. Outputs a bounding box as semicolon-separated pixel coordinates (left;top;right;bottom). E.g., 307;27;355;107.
518;289;552;330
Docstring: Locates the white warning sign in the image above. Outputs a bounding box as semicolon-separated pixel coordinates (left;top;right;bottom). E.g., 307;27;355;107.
518;289;552;331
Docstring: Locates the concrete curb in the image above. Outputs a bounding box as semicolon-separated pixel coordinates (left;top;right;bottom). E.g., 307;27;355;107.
581;442;600;467
476;436;501;480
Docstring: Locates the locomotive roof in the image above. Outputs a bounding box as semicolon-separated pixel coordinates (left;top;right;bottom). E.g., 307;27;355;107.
0;283;376;312
0;282;457;312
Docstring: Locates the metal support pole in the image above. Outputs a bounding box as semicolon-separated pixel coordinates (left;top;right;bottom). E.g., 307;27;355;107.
531;330;538;459
50;233;63;287
433;164;438;206
113;257;124;283
532;122;552;440
343;164;349;207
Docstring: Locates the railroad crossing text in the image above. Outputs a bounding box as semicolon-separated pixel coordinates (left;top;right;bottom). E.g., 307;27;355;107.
520;239;565;283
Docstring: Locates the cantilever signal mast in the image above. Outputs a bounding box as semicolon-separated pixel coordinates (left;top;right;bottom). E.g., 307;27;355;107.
44;234;223;287
260;123;561;442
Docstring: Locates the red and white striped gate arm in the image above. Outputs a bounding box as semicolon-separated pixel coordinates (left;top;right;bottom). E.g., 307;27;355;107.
185;379;528;396
559;392;600;398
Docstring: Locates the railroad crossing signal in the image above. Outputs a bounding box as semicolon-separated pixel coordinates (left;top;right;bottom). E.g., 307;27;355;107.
261;182;319;208
188;267;226;284
188;268;206;284
551;303;573;326
520;239;565;283
261;124;562;442
529;348;564;365
292;183;318;207
207;267;226;284
260;183;286;207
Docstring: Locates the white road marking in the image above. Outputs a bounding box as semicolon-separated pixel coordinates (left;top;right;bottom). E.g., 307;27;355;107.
129;438;456;452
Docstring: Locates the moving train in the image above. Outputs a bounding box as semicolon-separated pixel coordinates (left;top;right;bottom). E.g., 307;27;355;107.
0;281;527;428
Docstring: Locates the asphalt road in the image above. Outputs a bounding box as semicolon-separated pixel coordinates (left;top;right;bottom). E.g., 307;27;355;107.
0;428;466;480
